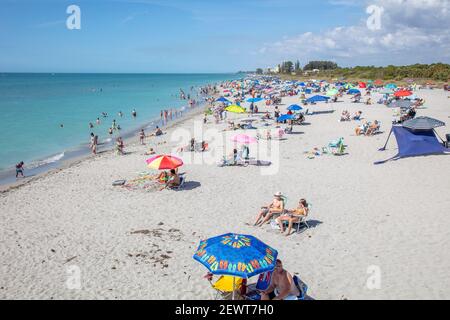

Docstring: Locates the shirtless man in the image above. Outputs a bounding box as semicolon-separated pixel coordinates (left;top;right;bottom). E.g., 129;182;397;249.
261;259;300;300
254;192;285;226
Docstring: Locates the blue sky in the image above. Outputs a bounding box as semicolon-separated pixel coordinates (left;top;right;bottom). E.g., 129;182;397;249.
0;0;449;72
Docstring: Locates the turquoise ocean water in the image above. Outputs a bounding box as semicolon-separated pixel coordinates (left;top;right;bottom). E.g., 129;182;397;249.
0;73;241;176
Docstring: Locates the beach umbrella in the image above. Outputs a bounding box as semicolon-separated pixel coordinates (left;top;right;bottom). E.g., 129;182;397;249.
374;79;384;86
359;82;367;88
385;83;397;89
225;105;246;114
216;97;230;103
287;104;303;111
231;134;257;144
402;116;445;131
277;114;295;122
246;97;264;103
394;90;413;97
348;89;361;95
306;95;330;103
380;89;394;95
193;233;278;299
326;89;338;96
146;155;183;170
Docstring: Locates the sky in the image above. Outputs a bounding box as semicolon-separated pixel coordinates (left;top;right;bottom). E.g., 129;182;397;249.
0;0;449;72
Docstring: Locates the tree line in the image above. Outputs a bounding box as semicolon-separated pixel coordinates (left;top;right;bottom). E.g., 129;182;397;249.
256;61;449;81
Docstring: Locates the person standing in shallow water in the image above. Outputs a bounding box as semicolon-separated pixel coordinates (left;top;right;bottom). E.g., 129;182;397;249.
15;161;25;178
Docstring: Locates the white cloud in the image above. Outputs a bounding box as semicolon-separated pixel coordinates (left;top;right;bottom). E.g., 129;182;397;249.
259;0;450;66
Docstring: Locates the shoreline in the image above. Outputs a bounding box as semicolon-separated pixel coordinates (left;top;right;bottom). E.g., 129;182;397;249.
0;94;215;193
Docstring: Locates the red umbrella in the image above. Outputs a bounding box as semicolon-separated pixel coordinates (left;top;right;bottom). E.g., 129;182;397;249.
359;82;367;88
394;90;413;97
374;79;383;86
146;155;183;170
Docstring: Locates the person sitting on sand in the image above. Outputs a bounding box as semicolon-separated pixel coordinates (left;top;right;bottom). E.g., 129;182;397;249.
156;171;169;184
355;121;369;136
353;111;362;121
159;169;180;190
276;199;309;236
150;126;163;136
145;148;155;156
260;259;300;300
365;120;380;136
254;192;285;227
365;98;372;105
340;110;350;121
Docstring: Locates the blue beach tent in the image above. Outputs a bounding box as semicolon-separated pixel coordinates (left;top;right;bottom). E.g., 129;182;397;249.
348;89;361;95
375;126;450;164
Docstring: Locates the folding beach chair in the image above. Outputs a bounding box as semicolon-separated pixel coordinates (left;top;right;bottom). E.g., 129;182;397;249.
169;174;186;190
280;204;312;234
210;275;244;300
244;271;273;301
293;275;308;300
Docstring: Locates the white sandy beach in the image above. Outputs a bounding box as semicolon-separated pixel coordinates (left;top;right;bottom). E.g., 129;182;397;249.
1;88;450;300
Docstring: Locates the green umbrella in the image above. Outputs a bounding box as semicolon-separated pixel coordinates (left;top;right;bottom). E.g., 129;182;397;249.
326;88;338;96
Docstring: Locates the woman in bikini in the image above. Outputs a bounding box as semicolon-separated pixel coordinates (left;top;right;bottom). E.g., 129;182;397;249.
276;199;309;236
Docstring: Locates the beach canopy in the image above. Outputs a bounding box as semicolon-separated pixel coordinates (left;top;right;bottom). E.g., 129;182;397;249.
193;233;278;278
388;100;413;109
146;155;183;170
277;114;295;122
225;105;246;113
394;90;413;97
402;116;445;131
287;104;303;111
375;126;450;164
231;134;257;144
306;95;330;103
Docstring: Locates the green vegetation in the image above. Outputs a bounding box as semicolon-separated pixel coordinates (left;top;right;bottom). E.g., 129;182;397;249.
261;61;450;83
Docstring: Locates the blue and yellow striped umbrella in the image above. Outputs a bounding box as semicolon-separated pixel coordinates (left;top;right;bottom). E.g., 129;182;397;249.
193;233;278;278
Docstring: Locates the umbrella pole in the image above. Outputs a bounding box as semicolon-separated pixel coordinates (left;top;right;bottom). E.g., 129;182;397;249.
232;277;235;301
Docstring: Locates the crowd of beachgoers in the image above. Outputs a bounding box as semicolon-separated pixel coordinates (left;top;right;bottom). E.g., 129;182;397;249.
2;74;450;300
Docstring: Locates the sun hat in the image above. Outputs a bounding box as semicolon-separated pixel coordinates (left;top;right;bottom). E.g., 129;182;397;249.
274;191;283;197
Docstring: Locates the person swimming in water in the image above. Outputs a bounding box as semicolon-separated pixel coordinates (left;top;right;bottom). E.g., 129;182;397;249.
132;109;137;118
89;122;94;128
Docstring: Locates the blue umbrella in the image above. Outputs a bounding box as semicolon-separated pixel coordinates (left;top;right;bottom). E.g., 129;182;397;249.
287;104;303;111
348;89;361;95
246;97;264;103
216;97;230;103
277;114;295;122
193;233;278;279
306;95;330;103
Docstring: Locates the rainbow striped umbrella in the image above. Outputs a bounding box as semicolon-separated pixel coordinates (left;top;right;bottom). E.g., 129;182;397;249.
146;155;183;170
